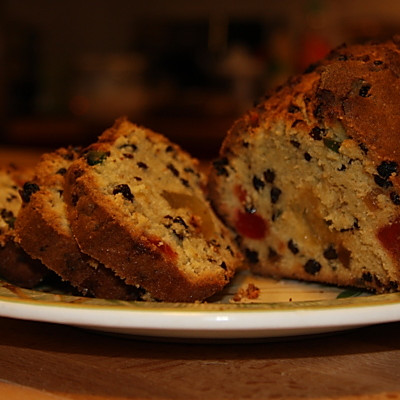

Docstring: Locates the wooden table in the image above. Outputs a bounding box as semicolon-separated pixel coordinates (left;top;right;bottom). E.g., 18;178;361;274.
1;147;400;399
0;317;399;399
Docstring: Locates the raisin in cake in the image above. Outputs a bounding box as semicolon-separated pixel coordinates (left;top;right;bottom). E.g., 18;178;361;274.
64;118;241;302
15;147;144;300
209;39;400;293
0;166;49;288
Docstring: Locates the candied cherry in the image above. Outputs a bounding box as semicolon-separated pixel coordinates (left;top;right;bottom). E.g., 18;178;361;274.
377;218;400;259
235;210;268;240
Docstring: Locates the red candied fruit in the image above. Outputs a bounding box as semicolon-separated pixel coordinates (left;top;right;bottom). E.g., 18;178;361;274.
148;236;177;261
234;184;247;203
235;210;268;240
377;218;400;259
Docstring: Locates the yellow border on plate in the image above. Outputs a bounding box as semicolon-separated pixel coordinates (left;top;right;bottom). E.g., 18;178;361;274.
1;279;400;313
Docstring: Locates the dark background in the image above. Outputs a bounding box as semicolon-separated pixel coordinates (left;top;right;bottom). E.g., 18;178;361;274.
1;0;399;158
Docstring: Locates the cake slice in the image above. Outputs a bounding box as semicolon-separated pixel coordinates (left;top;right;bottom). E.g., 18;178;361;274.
15;147;144;300
208;39;400;293
63;118;241;302
0;166;50;288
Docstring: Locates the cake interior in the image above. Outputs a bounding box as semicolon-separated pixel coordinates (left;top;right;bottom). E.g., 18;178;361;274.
87;127;235;282
218;119;400;292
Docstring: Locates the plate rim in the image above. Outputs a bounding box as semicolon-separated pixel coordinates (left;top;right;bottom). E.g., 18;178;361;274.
1;279;400;312
1;280;400;339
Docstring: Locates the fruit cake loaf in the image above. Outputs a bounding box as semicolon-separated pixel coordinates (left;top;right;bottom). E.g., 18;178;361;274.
208;38;400;293
64;118;241;302
15;147;144;300
0;166;50;288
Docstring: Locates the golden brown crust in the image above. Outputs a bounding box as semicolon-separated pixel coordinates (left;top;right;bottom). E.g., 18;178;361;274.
222;39;400;189
14;148;143;300
64;164;226;301
209;38;400;293
311;40;400;189
15;195;141;299
64;118;239;302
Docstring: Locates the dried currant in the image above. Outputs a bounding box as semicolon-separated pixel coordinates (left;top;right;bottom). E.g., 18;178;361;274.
113;184;134;202
263;169;275;184
374;174;393;189
252;176;265;191
304;259;321;275
390;191;400;205
270;187;282;204
19;182;40;203
359;84;371;97
290;139;301;148
377;161;398;179
173;216;188;229
137;161;148;170
309;127;326;141
180;178;190;188
288;239;299;254
167;163;180;177
213;158;229;177
361;271;373;282
323;244;338;260
0;209;15;228
245;248;259;264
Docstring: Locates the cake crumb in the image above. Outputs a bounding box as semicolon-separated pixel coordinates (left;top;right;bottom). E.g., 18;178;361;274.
232;283;260;302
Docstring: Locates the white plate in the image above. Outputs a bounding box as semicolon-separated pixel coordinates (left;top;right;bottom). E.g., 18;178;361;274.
0;272;399;340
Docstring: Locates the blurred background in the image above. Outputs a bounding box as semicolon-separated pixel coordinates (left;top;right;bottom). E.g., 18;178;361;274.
1;0;400;158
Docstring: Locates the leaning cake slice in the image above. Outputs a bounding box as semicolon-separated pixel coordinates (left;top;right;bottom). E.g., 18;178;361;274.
0;166;49;288
15;147;144;300
64;118;241;302
208;39;400;293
